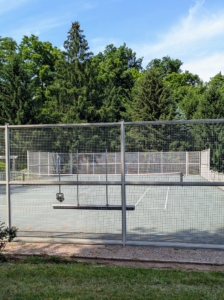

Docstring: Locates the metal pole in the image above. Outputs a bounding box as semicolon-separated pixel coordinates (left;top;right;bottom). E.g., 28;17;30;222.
57;154;61;193
77;149;79;206
161;152;163;173
70;153;73;174
115;152;117;175
39;151;41;177
121;120;126;246
27;151;29;180
48;152;50;176
186;152;189;176
138;152;140;175
5;123;11;229
106;149;108;206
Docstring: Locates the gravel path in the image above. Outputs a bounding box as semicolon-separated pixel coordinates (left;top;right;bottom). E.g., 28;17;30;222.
3;242;224;267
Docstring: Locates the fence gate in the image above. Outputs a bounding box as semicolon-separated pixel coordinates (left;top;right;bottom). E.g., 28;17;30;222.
0;120;224;248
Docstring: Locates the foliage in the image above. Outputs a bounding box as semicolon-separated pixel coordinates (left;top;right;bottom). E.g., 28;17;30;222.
0;220;17;253
146;56;183;77
130;68;174;121
1;21;224;127
0;161;5;172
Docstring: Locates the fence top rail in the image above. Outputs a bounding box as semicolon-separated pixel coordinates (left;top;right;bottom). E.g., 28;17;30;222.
124;119;224;125
3;119;224;128
7;122;122;129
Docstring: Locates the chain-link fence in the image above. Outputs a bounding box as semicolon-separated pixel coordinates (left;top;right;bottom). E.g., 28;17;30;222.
1;120;224;248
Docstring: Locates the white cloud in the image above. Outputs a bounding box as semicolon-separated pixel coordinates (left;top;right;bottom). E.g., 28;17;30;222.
0;0;29;15
90;37;121;54
183;53;224;82
130;0;224;80
5;17;67;42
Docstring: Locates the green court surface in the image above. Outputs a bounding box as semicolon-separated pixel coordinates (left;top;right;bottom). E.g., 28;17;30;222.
0;174;224;245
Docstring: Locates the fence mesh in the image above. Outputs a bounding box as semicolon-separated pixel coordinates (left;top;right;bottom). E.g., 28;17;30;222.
9;126;122;240
1;121;224;246
124;122;224;245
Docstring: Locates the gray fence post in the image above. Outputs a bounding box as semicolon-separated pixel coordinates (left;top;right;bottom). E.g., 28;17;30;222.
5;123;11;229
121;120;126;246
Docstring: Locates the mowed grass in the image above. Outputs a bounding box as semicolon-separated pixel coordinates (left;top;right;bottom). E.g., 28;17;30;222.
1;257;224;300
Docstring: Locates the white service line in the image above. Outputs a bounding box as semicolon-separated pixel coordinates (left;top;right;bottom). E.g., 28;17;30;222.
78;186;97;195
76;176;101;195
164;179;171;210
135;185;152;207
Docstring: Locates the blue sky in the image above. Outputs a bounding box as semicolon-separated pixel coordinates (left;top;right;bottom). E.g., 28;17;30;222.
1;0;224;82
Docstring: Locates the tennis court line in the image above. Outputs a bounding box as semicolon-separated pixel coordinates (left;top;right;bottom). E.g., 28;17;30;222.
164;179;171;210
78;187;97;195
135;181;171;210
135;186;153;207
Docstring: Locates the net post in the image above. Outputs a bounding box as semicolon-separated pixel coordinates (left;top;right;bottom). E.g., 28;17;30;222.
77;149;79;206
161;152;164;173
115;152;117;175
70;153;73;174
57;154;61;193
121;120;126;246
106;149;108;206
38;151;41;177
138;151;140;175
27;150;30;180
5;123;11;229
48;152;50;176
186;152;189;176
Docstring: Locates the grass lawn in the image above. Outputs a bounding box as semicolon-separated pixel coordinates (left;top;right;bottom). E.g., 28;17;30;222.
0;256;224;300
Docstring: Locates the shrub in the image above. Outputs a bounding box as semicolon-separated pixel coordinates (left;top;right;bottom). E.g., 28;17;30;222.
0;161;5;172
0;220;18;253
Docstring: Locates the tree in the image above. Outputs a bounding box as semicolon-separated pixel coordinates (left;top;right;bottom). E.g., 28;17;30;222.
0;52;36;124
129;68;174;121
164;71;203;105
19;35;62;123
45;21;95;123
125;68;174;153
191;73;224;172
146;56;182;78
94;44;142;122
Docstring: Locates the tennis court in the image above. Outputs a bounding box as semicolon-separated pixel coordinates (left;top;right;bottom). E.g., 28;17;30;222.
1;120;224;247
1;173;224;245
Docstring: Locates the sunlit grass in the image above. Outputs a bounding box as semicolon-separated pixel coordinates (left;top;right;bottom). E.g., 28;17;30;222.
0;256;224;299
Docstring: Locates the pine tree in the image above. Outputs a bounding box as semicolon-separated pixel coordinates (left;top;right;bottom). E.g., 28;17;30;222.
46;22;94;123
130;68;174;121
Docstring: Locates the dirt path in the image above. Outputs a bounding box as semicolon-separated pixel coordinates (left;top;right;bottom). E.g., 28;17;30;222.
3;242;224;271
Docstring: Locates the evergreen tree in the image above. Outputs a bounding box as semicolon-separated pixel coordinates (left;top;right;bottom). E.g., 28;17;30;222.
0;52;35;124
45;21;94;123
129;68;174;121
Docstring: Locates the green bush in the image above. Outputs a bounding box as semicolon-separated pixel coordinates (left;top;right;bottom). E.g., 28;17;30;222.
0;161;5;172
0;220;18;252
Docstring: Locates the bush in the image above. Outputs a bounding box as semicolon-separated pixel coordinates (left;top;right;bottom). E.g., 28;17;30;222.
0;220;18;252
0;161;5;172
